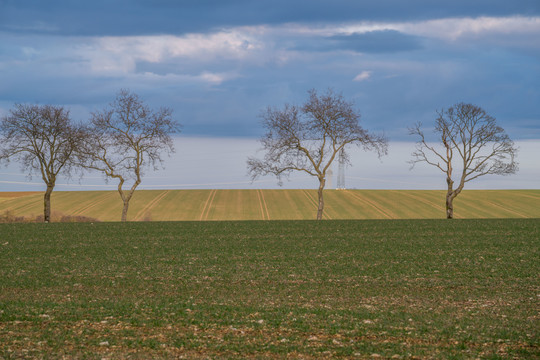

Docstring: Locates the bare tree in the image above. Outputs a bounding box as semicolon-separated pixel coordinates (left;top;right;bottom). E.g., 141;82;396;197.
409;103;518;219
248;89;388;220
78;90;180;222
0;104;82;222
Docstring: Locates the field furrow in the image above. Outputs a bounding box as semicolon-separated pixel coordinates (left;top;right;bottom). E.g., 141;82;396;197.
485;200;528;218
71;192;116;216
133;190;170;221
345;190;392;219
199;189;217;221
302;189;331;219
257;189;270;220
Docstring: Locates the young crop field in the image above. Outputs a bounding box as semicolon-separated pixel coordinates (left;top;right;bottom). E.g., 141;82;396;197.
0;219;538;359
0;189;539;222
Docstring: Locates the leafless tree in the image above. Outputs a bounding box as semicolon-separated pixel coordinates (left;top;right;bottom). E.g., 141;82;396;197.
248;89;388;220
0;104;83;222
77;90;180;222
409;103;518;219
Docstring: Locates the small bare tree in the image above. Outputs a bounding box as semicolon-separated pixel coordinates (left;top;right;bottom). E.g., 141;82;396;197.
0;104;82;222
78;90;180;222
248;89;388;220
409;103;518;219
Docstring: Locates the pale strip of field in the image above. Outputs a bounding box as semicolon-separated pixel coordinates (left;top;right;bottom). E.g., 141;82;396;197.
133;190;170;221
199;189;217;221
0;192;41;198
205;189;263;220
302;189;332;219
141;190;210;221
344;190;392;219
71;192;117;216
0;192;44;217
268;189;316;219
0;189;539;221
390;190;447;217
257;189;270;220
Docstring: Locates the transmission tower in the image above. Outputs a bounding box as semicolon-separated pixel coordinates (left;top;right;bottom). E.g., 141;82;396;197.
337;148;346;190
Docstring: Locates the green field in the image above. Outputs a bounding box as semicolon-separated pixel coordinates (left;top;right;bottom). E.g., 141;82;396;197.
0;220;538;358
1;189;539;221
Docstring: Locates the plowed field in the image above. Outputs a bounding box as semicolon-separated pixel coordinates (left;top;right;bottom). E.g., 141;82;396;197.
0;189;538;221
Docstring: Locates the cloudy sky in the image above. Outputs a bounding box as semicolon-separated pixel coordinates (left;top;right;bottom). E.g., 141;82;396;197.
0;1;539;190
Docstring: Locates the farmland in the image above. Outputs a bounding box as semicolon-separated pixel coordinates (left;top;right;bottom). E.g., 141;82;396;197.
1;189;539;221
0;219;538;358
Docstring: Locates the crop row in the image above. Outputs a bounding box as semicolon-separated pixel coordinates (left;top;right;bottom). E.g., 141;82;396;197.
1;189;539;221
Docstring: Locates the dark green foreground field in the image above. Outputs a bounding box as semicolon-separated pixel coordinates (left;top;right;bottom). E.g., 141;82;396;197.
1;220;538;359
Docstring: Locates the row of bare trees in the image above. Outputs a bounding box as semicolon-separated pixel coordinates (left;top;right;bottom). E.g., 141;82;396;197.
1;89;517;221
247;89;518;219
0;90;180;222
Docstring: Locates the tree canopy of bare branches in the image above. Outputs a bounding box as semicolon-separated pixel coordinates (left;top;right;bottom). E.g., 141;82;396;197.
77;90;181;221
248;89;388;220
409;103;518;219
0;104;83;222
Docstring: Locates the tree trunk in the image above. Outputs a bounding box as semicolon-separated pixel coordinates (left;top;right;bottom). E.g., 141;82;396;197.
446;193;454;219
121;200;130;222
316;177;325;220
445;173;465;219
117;178;139;222
445;174;455;219
43;184;54;223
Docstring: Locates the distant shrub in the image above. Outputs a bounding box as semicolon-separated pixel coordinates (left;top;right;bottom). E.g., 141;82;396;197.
0;210;100;223
0;210;28;223
37;211;101;223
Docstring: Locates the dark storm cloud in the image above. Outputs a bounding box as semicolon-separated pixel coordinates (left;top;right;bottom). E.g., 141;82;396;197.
1;0;539;36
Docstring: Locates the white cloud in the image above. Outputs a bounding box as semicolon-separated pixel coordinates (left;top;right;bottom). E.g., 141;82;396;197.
337;16;540;45
402;16;540;41
353;71;372;82
198;72;234;85
115;71;240;88
98;31;262;61
82;30;263;74
6;15;537;80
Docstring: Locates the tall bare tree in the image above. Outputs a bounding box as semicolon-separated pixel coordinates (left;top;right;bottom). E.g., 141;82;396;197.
78;90;180;222
248;89;388;220
0;104;82;222
409;103;518;219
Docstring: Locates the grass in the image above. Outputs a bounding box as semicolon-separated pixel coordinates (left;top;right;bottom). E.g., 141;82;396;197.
0;219;538;358
1;189;540;221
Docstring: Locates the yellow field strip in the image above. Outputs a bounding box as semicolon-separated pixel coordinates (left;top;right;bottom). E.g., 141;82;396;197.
257;189;270;220
345;191;393;219
457;196;502;218
392;191;461;218
133;190;170;221
2;190;539;221
513;192;540;201
0;192;41;198
72;192;116;216
199;189;217;221
393;191;444;212
2;194;43;215
302;190;331;219
484;200;528;218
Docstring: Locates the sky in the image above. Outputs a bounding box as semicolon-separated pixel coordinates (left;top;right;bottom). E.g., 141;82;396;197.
0;0;539;191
